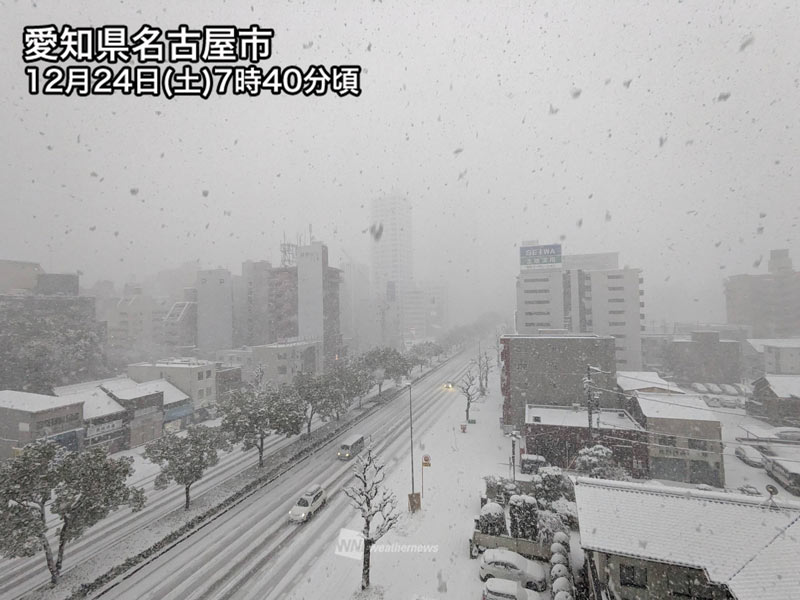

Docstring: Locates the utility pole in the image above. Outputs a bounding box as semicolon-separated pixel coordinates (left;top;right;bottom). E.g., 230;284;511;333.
586;365;593;437
409;383;415;494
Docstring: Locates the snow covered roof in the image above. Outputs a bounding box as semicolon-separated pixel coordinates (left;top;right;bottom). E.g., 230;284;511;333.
102;378;188;406
635;393;720;422
727;516;800;600
57;377;189;408
761;375;800;399
525;405;643;431
616;371;681;393
747;339;800;353
0;390;83;412
128;358;215;368
59;388;125;420
574;477;800;599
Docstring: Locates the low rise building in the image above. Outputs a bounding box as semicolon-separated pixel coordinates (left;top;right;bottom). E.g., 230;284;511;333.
616;371;684;395
127;358;217;412
743;339;800;380
523;404;648;478
57;386;126;453
0;390;84;459
664;331;741;384
575;477;800;600
500;334;618;429
217;339;322;386
751;375;800;427
629;392;725;487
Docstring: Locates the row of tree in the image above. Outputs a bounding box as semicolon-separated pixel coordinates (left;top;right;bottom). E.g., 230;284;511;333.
0;342;453;586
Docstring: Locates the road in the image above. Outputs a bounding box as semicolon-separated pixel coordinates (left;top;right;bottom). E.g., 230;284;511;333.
90;356;472;600
1;376;408;599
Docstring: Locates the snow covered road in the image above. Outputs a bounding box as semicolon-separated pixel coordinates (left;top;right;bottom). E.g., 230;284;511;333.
89;358;474;600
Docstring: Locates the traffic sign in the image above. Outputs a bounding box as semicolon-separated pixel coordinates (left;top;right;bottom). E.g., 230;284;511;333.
422;454;431;467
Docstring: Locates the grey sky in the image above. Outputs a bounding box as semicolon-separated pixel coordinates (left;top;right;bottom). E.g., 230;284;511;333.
1;0;798;325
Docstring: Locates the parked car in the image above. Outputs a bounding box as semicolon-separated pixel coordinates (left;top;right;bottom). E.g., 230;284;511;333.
482;578;543;600
704;396;721;408
773;427;800;442
735;445;764;468
719;396;740;409
288;484;327;523
479;548;547;592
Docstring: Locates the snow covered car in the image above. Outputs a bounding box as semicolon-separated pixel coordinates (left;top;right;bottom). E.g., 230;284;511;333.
288;484;327;523
735;445;764;468
772;427;800;441
482;578;543;600
479;548;547;592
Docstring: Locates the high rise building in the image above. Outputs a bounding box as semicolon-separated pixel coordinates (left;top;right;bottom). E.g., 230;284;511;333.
515;244;644;369
196;269;233;352
370;195;413;348
725;249;800;338
298;241;342;367
340;261;379;354
233;260;272;347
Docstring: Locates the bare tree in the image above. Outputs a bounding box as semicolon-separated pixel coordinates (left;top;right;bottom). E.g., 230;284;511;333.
459;369;478;422
477;351;493;394
343;447;399;590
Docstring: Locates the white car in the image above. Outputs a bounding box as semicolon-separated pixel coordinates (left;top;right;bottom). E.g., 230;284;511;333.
735;445;764;468
482;578;543;600
479;548;547;592
288;484;327;523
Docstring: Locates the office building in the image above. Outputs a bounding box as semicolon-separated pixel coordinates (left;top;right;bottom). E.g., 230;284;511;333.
196;269;234;352
725;249;800;338
515;245;644;369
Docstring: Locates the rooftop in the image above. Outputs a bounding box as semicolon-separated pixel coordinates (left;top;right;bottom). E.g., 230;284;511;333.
616;371;682;393
0;390;83;413
524;404;643;431
57;377;189;408
635;392;721;422
747;339;800;353
128;358;215;368
574;477;800;600
57;388;125;420
761;375;800;399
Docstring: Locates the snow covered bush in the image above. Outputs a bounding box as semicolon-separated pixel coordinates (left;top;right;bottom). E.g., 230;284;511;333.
533;466;573;503
479;502;508;536
536;509;569;545
551;498;579;530
574;444;629;481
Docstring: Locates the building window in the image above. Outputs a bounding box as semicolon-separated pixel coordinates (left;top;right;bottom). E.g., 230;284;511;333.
608;274;624;280
657;435;677;447
609;298;625;303
688;438;708;451
619;564;647;588
608;286;624;291
197;372;204;381
277;366;287;375
198;388;204;398
206;370;212;378
609;322;626;326
609;310;625;315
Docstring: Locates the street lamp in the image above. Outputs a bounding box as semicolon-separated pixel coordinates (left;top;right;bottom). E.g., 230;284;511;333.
408;383;415;494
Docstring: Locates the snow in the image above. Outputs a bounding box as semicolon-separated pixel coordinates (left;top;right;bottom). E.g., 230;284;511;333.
283;366;554;600
524;405;642;430
574;476;800;592
635;392;721;422
761;374;800;399
616;371;679;393
747;339;800;353
0;389;83;412
64;388;125;420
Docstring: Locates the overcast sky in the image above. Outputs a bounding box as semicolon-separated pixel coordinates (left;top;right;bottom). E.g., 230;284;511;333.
1;0;798;326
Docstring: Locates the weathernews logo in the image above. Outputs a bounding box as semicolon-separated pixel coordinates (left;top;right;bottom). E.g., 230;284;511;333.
334;528;439;561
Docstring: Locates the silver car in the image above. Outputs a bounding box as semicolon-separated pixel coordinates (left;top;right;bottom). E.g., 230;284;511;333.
479;548;547;592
